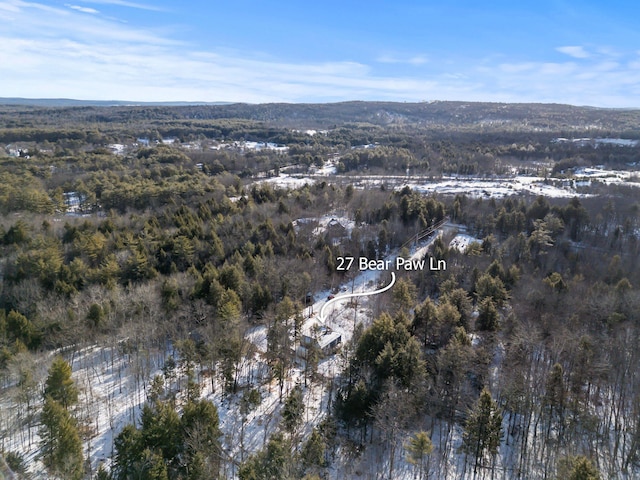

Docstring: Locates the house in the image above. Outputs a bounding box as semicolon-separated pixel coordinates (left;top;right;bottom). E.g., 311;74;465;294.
297;318;341;358
325;218;348;246
64;192;83;213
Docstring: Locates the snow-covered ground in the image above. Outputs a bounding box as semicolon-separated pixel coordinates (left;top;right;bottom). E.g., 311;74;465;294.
291;129;329;137
251;169;640;199
210;141;289;153
0;343;171;478
0;245;396;479
255;174;313;189
313;160;338;176
553;137;639;147
107;144;125;155
450;234;482;252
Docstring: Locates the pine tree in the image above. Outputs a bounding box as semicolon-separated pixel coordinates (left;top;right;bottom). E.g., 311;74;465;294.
182;399;222;477
300;428;326;474
477;297;499;331
6;310;34;346
435;328;472;420
557;455;601;480
282;385;304;436
148;375;165;404
140;402;182;467
139;448;169;480
94;464;112;479
391;278;417;313
474;273;508;307
239;433;291;480
441;288;473;330
113;424;144;479
412;297;437;347
462;388;503;475
40;396;84;480
44;356;78;409
406;431;433;479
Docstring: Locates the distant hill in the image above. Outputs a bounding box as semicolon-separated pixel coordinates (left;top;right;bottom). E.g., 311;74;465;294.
0;97;231;107
0;99;639;132
167;101;640;129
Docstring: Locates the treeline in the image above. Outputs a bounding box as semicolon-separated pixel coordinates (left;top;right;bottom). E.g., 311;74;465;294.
4;101;640;131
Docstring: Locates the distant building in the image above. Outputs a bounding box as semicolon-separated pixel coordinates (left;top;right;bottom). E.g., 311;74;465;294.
64;192;84;213
325;218;348;246
7;146;27;157
297;318;341;357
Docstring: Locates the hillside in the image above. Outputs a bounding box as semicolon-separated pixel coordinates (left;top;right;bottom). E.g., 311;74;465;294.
2;100;640;131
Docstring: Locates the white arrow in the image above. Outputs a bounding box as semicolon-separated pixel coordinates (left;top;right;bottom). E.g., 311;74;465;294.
319;271;396;323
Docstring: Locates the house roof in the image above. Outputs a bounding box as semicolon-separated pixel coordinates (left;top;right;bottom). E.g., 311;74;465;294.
301;318;341;349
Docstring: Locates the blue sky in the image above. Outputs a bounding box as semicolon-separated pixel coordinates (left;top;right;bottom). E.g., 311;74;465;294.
1;0;639;106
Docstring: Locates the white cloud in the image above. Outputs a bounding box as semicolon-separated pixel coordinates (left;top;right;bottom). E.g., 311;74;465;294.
78;0;164;11
376;54;428;66
0;1;20;12
0;1;639;107
65;3;99;14
409;55;428;66
556;45;590;59
539;62;577;75
498;62;536;74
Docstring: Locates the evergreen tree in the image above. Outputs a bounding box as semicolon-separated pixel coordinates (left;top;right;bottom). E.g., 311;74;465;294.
139;448;169;480
300;428;326;474
94;464;112;479
557;455;601;480
544;272;568;293
6;309;39;349
181;399;222;477
87;303;106;328
113;424;144;480
474;273;508;307
391;278;417;314
477;297;499;331
441;288;473;330
40;396;84;480
412;297;437;347
336;379;374;432
387;336;425;389
462;388;503;475
267;319;293;400
544;363;566;419
282;385;304;436
239;433;291;480
140;402;182;467
543;363;566;439
434;302;461;348
113;398;222;479
44;356;78;409
148;375;165;404
406;431;434;480
434;327;473;420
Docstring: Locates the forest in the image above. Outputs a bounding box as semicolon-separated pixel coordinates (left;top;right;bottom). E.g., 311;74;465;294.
1;100;640;479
